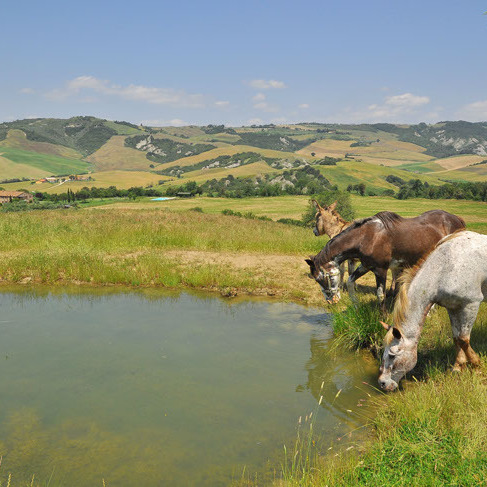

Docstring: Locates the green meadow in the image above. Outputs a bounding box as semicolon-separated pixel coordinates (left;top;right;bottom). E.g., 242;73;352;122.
1;193;487;486
0;146;92;177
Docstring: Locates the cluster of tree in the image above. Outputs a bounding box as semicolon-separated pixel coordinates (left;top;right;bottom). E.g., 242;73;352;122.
396;179;487;201
202;124;237;135
346;183;367;196
164;166;332;199
233;132;313;152
385;174;406;186
350;140;379;147
0;177;30;184
314;156;341;166
37;186;162;202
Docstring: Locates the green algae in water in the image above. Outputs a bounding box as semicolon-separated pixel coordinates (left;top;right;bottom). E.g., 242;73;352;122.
0;289;378;486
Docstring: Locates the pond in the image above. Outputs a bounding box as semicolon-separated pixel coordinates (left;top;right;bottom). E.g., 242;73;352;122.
0;288;379;486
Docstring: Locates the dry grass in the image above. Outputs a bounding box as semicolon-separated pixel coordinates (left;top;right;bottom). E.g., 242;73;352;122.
86;136;153;171
434;154;486;170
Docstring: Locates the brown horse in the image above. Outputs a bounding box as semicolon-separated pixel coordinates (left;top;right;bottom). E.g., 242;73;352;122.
311;200;357;290
305;210;465;307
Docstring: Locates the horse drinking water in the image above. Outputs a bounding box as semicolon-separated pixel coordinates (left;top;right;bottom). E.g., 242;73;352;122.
312;199;357;287
379;231;487;391
305;210;465;306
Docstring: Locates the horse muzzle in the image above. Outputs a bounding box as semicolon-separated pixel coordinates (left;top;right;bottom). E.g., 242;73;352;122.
378;376;398;392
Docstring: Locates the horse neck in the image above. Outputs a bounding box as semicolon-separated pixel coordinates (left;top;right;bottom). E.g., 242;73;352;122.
401;276;435;343
318;226;356;264
327;215;350;238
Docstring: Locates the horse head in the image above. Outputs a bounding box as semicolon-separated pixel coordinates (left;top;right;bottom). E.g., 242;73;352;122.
305;258;341;304
312;200;338;237
378;321;418;391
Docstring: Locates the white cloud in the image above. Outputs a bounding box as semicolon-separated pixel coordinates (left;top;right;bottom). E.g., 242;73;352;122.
385;93;430;108
338;92;431;123
45;75;205;108
215;100;230;107
298;103;309;109
252;93;266;102
458;100;487;122
19;88;35;94
253;101;279;112
139;118;188;127
248;79;286;90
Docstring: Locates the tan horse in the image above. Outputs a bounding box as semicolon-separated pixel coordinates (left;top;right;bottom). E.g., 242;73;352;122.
312;200;357;297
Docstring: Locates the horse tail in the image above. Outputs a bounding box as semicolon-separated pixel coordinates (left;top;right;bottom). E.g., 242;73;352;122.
454;214;466;231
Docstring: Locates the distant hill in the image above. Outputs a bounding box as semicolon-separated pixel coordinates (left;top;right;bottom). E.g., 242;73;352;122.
1;117;486;194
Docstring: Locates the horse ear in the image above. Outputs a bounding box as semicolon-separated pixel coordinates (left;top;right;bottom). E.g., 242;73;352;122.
312;199;322;211
380;321;391;331
392;327;403;340
329;200;338;211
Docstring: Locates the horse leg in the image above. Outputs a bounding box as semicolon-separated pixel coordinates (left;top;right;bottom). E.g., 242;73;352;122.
452;339;468;372
448;302;482;369
374;268;388;312
339;262;346;290
388;267;401;297
347;264;369;301
347;259;359;290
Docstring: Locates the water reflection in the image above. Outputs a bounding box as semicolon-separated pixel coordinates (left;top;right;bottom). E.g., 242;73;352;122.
0;288;378;486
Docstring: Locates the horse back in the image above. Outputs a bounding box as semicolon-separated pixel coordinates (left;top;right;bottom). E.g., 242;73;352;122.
387;210;465;266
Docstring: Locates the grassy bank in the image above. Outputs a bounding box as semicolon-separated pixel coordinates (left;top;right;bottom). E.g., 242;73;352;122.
0;208;330;305
2;198;487;485
278;301;487;486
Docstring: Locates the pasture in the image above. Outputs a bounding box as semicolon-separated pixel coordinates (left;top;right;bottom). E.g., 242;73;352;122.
1;194;487;486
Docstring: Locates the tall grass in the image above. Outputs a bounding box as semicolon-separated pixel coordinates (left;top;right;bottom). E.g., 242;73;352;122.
0;208;327;303
0;208;322;255
281;300;487;486
331;300;386;353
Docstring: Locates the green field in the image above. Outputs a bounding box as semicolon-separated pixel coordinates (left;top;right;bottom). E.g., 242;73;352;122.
2;194;487;486
0;146;92;178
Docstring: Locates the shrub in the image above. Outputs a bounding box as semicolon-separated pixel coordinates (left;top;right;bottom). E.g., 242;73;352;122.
301;190;355;227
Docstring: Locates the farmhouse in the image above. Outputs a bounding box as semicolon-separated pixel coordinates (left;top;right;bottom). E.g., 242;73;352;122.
0;191;34;204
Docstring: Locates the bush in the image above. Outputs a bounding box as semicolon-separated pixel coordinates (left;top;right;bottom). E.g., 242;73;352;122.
277;218;306;227
301;190;355;227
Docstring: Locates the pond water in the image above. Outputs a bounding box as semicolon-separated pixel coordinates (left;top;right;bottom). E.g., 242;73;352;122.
0;288;378;486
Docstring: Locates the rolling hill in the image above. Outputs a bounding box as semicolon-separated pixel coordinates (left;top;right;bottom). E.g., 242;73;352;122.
0;117;486;194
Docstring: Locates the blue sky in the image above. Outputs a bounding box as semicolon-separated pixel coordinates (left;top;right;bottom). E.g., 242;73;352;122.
1;0;486;126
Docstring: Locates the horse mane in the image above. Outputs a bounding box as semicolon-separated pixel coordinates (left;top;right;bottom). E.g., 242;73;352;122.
374;211;404;232
330;209;349;226
392;229;466;326
314;212;402;266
